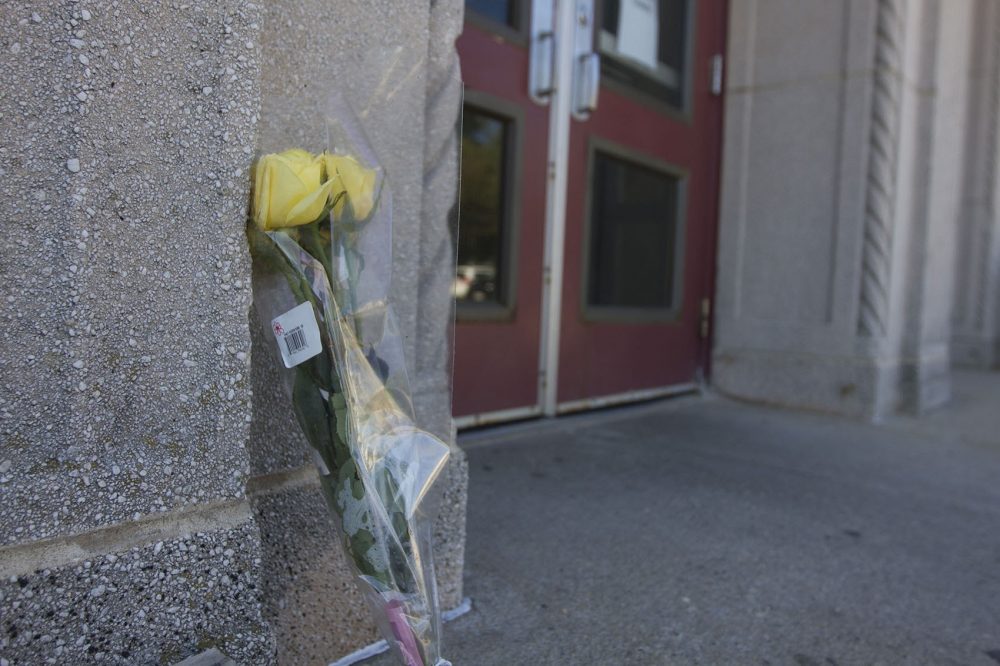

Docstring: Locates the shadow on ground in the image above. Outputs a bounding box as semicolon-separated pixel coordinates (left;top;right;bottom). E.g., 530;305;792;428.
368;370;1000;665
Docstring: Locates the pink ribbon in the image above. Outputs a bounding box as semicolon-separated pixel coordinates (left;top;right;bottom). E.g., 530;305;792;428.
386;599;423;666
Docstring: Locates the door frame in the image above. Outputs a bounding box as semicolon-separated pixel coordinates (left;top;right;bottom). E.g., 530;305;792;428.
537;0;577;417
456;89;527;323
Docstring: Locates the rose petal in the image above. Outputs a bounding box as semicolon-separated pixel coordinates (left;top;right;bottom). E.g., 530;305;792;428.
264;157;312;228
286;178;336;227
253;157;272;230
325;154;376;220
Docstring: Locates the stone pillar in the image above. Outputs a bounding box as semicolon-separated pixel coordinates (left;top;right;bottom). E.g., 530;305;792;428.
713;0;977;418
714;0;902;419
0;1;467;664
894;0;975;411
951;0;1000;370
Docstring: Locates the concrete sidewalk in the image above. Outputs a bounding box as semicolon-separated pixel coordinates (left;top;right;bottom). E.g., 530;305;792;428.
371;370;1000;665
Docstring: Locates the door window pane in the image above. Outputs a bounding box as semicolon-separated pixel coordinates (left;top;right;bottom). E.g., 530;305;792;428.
456;107;511;306
587;150;680;310
466;0;517;28
599;0;689;108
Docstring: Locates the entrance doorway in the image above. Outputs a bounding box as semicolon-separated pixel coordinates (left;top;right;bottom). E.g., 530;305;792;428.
453;0;727;426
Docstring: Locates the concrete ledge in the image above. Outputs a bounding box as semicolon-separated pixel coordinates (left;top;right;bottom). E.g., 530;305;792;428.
252;477;379;664
0;498;253;580
175;649;238;666
0;462;324;581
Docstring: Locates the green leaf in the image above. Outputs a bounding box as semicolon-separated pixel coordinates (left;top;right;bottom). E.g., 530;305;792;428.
334;403;349;446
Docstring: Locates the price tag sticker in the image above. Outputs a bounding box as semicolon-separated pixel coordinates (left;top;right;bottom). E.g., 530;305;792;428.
271;302;322;368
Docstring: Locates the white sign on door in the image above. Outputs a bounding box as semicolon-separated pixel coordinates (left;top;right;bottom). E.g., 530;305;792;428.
617;0;660;71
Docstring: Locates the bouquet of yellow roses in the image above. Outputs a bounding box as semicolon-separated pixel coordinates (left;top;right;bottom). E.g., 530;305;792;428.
248;114;451;666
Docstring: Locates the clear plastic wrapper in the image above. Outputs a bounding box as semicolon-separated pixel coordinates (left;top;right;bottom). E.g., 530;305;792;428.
248;96;452;666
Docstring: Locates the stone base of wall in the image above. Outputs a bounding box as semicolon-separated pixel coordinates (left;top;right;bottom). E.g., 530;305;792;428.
0;515;275;665
712;347;900;420
897;342;952;414
252;476;378;666
0;453;467;666
248;455;467;666
952;332;1000;369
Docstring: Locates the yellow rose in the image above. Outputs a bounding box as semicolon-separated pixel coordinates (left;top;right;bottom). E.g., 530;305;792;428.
320;153;377;221
253;149;336;231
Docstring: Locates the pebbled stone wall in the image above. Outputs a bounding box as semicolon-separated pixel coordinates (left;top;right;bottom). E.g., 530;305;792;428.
0;0;261;554
0;0;467;664
0;1;272;663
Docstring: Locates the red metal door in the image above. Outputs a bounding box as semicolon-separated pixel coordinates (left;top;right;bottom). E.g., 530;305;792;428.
555;0;727;408
453;0;727;422
452;9;549;421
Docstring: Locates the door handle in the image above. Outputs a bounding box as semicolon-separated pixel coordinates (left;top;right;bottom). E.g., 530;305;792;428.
529;0;556;104
530;31;555;102
573;52;600;119
710;54;724;96
570;0;598;121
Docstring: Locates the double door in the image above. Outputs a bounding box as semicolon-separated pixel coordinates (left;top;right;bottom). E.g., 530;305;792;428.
453;0;727;425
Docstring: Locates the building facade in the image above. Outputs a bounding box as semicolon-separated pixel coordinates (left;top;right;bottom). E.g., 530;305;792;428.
713;0;1000;418
453;0;1000;425
2;1;1000;665
452;0;728;425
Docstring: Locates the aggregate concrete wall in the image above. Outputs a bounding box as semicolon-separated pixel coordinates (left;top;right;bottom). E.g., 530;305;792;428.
0;1;273;662
0;522;273;664
0;0;467;663
0;0;261;559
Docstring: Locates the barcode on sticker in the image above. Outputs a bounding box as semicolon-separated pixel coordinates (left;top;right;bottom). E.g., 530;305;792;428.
284;326;307;355
271;302;322;368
